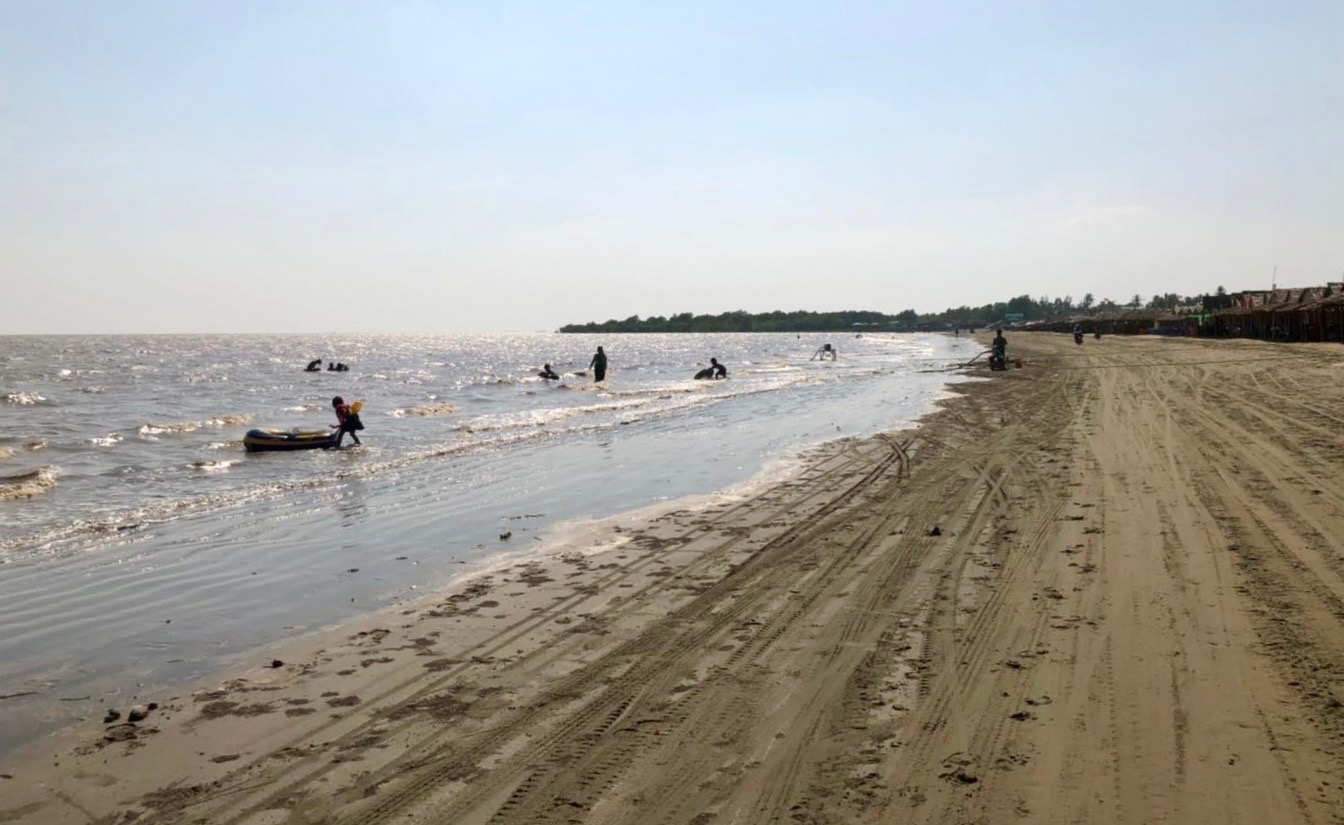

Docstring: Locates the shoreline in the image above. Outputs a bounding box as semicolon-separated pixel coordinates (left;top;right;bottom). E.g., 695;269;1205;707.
0;413;954;822
7;333;1343;823
0;350;974;760
0;332;980;759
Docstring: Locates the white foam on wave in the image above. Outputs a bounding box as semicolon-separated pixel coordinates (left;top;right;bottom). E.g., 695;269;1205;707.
4;392;47;405
87;433;123;447
0;363;881;558
139;415;253;436
0;467;59;501
391;401;460;418
0;446;13;460
454;397;654;434
190;459;241;472
140;422;199;435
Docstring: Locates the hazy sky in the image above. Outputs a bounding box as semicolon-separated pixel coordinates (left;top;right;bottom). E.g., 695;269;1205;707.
4;1;1343;333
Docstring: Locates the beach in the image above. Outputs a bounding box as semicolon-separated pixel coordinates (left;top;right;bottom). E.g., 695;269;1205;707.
0;331;976;752
5;332;1344;824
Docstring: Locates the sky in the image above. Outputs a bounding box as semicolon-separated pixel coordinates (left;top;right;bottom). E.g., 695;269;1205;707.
3;1;1343;333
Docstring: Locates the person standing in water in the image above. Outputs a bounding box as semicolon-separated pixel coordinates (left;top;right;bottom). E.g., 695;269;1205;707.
538;364;560;380
331;396;363;447
710;357;727;379
588;346;607;383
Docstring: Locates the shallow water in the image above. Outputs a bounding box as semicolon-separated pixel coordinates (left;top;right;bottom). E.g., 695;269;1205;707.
0;331;978;752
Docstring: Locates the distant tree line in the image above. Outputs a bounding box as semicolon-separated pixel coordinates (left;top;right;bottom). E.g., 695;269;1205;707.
558;310;905;333
558;290;1223;333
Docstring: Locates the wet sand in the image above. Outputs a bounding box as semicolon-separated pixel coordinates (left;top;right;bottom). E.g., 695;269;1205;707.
4;333;1344;824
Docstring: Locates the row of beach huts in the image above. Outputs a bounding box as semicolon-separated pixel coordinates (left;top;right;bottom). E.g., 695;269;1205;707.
1015;284;1344;342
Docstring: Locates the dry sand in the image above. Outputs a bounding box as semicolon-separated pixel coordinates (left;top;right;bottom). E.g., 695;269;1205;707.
4;333;1344;824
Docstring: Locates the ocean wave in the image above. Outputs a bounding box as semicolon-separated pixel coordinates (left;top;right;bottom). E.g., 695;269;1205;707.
190;460;241;472
25;439;47;452
0;372;843;555
138;415;253;436
207;415;253;427
0;446;13;460
0;467;59;501
80;386;107;394
87;433;123;447
206;440;244;451
454;397;654;434
391;401;460;418
139;422;199;435
4;392;47;405
602;384;705;398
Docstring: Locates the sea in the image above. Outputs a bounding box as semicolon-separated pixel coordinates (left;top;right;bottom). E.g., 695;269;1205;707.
0;331;979;753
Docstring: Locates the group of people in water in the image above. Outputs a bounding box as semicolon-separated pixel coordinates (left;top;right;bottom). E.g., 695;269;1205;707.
537;347;735;383
320;341;842;448
537;346;608;382
305;359;349;372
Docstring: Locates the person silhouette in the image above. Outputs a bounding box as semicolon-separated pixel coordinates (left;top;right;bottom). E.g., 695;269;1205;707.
588;347;607;382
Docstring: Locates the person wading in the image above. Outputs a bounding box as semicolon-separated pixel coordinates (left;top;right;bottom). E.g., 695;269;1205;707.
331;396;363;447
588;346;608;383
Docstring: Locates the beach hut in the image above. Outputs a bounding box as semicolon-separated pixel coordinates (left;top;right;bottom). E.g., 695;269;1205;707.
1261;287;1329;340
1211;290;1274;338
1294;285;1344;342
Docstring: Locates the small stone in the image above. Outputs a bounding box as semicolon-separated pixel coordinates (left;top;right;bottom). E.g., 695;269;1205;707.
929;526;942;537
102;709;121;724
127;705;150;723
269;659;284;669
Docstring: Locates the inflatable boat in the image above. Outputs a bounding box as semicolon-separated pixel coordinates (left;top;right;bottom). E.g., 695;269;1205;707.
243;428;337;452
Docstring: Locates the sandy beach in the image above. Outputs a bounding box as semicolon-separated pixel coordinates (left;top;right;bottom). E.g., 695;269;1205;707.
4;333;1344;825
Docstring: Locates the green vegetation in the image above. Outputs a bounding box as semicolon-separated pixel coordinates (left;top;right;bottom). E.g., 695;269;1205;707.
559;310;906;333
558;291;1217;333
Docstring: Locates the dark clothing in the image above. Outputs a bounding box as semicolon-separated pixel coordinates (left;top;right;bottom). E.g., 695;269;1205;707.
333;403;362;447
694;368;714;380
590;353;607;382
991;337;1006;357
539;369;560;380
711;363;727;379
